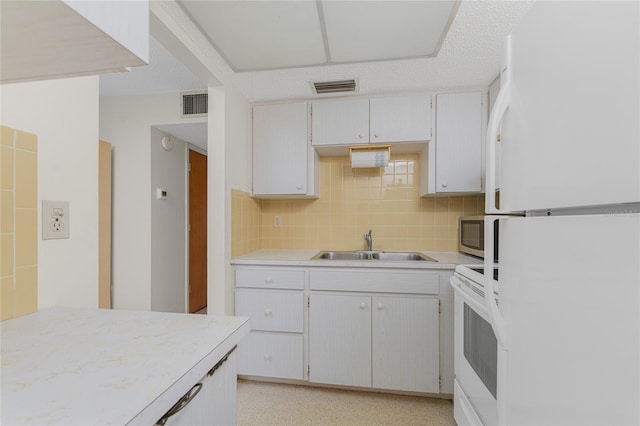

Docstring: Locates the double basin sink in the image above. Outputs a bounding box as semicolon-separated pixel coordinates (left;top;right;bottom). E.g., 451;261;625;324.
311;251;437;262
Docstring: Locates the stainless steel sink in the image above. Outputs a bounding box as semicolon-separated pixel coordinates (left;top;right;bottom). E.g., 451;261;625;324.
311;251;437;262
311;251;371;260
371;252;437;262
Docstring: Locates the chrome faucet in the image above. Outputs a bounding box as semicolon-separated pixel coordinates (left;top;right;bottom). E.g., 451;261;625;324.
364;229;373;251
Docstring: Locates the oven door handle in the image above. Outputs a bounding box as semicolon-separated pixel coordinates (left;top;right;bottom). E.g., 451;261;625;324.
483;216;507;348
450;276;489;316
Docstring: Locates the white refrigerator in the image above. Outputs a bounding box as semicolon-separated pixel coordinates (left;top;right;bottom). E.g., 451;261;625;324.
483;1;640;425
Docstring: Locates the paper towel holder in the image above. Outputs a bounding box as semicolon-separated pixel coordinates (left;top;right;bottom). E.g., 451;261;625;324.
349;145;391;168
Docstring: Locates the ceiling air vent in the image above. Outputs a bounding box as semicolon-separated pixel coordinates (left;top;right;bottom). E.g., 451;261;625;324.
313;79;357;95
181;92;208;117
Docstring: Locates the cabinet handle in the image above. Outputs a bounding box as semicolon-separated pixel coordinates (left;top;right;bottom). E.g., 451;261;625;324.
264;309;272;316
377;303;384;310
264;354;272;360
441;183;448;188
358;134;364;139
374;134;379;138
296;185;303;190
359;302;367;309
207;345;237;377
265;277;273;284
156;383;203;425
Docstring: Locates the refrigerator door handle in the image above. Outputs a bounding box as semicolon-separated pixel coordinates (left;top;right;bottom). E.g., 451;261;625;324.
483;216;507;348
486;35;514;214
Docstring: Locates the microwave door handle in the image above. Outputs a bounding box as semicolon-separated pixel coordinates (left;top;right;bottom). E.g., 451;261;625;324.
483;216;507;348
486;35;514;214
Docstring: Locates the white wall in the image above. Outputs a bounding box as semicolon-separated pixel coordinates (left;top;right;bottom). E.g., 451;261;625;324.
99;92;205;311
207;84;251;315
0;76;99;308
150;128;187;313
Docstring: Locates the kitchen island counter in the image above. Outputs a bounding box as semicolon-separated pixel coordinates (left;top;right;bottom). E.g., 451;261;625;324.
1;307;249;425
231;249;481;269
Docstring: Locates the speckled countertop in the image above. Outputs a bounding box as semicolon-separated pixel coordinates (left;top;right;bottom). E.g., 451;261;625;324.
231;249;481;269
0;307;250;425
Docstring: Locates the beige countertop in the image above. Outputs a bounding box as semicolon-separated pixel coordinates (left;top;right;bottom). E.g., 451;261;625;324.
231;249;481;270
1;307;250;425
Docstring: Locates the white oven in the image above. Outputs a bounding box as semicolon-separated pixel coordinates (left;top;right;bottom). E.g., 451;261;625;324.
450;265;502;426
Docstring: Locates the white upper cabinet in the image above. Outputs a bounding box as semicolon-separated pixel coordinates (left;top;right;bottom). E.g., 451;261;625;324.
252;102;318;198
0;0;149;83
421;91;484;195
369;94;431;144
311;98;370;146
311;94;432;148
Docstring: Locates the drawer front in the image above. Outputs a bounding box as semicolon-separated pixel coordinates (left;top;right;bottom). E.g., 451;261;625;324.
235;291;303;333
237;331;304;380
235;269;304;290
309;270;439;294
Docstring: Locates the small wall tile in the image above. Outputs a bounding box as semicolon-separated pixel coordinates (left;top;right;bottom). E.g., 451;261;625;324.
0;234;14;278
15;266;37;317
0;276;15;321
0;126;14;147
1;190;14;233
15;150;37;208
15;209;37;267
0;147;14;190
15;130;38;152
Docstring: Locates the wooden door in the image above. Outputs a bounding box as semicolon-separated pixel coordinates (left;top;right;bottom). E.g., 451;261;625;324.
189;150;207;313
98;140;112;309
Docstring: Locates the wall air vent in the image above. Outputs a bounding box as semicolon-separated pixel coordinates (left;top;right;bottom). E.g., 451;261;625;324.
313;79;357;95
181;92;208;117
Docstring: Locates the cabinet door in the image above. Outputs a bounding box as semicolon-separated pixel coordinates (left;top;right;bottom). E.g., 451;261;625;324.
372;296;439;393
253;102;309;196
435;92;483;193
237;331;303;379
309;294;371;387
311;98;369;146
235;290;303;332
370;94;431;143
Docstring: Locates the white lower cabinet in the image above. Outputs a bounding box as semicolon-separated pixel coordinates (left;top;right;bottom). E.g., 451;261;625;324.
234;265;450;395
309;293;439;393
237;331;304;380
309;294;372;387
159;349;237;426
372;296;439;393
235;268;305;380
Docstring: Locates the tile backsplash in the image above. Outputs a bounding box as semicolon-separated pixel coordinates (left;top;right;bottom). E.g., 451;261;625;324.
1;125;38;321
231;154;483;256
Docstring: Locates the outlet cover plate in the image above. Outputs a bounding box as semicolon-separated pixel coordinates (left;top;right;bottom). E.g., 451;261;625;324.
42;200;70;240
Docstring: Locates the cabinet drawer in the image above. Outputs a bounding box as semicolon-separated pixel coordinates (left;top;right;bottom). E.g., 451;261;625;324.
309;270;439;294
235;269;304;289
235;291;303;333
237;331;304;380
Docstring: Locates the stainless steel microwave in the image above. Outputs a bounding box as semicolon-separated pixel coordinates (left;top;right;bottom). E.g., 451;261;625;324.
458;216;498;262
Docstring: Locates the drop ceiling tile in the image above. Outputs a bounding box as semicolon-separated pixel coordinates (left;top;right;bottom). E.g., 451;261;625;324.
180;0;327;71
321;0;458;63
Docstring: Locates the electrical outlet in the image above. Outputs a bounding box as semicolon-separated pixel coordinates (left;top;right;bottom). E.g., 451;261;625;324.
42;201;70;240
274;215;282;228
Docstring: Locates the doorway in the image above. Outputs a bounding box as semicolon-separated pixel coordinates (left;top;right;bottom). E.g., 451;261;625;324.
189;149;208;313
